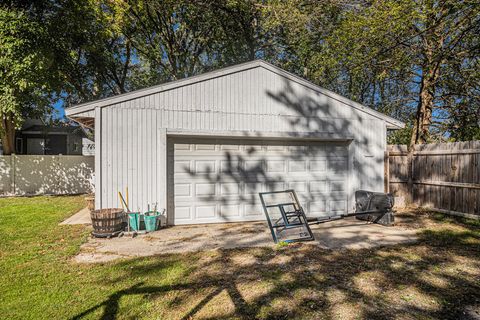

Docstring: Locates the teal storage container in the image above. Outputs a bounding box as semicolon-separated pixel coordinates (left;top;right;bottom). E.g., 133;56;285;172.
144;211;159;232
128;212;141;231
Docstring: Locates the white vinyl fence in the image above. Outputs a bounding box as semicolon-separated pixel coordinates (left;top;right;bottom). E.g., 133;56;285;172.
0;155;94;196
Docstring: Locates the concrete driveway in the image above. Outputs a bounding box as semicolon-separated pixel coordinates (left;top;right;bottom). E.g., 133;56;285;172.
75;218;418;263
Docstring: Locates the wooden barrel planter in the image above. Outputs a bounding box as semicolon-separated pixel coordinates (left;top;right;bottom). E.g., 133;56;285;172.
90;208;125;238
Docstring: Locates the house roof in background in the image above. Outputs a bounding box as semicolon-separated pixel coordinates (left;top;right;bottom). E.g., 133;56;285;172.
20;124;81;134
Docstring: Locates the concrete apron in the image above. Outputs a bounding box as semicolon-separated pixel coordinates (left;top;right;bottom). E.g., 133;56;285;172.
74;217;418;263
60;207;92;225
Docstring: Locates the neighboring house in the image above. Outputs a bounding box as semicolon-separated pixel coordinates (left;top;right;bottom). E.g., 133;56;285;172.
5;119;94;155
66;60;404;226
82;137;95;156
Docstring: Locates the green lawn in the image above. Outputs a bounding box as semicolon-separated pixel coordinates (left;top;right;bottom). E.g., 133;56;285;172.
0;196;479;319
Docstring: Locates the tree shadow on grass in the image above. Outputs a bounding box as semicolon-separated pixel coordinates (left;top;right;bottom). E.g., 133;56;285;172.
71;226;480;320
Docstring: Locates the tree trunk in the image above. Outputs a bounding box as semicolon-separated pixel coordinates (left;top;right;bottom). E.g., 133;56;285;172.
410;4;445;148
410;63;440;148
0;115;16;155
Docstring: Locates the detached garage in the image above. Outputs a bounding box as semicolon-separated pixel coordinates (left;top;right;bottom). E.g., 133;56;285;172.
66;60;404;225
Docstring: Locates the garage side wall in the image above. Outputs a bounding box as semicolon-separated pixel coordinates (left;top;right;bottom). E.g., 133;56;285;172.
96;66;387;213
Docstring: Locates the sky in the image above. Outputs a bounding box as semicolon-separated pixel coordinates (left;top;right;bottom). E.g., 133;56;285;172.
54;99;66;119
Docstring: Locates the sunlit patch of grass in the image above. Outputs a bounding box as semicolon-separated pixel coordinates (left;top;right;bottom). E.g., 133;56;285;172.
430;211;480;228
353;271;385;297
276;240;290;248
419;228;480;246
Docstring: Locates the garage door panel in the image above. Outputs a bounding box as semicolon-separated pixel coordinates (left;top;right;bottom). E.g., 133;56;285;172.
220;183;240;195
244;145;263;153
238;193;261;204
288;145;308;152
288;181;307;192
196;205;216;218
329;159;348;173
195;144;216;150
266;160;286;172
175;207;192;220
329;200;347;213
329;180;346;192
220;204;241;217
175;144;191;150
220;145;241;151
184;194;259;204
309;181;327;193
265;181;287;192
309;160;326;172
244;182;264;195
174;183;191;197
172;139;349;225
175;160;191;173
195;183;216;196
244;160;263;171
244;204;264;217
220;160;240;172
288;160;307;172
309;173;346;181
266;145;287;151
194;160;216;173
309;200;327;215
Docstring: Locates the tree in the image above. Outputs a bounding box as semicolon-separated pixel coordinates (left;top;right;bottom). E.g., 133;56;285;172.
100;0;270;86
258;0;345;77
51;0;136;105
323;0;480;146
440;25;480;141
0;7;59;154
262;0;480;145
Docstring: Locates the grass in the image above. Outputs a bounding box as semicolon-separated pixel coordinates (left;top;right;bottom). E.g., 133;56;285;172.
0;197;479;319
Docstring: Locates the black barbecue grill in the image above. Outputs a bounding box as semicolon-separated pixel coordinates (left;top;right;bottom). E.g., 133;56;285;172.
259;189;395;243
355;190;395;225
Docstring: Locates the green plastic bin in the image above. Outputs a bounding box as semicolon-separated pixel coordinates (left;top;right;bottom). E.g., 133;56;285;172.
128;212;141;231
144;211;159;232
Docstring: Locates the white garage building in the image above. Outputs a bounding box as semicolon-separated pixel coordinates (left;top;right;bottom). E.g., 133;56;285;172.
66;60;404;225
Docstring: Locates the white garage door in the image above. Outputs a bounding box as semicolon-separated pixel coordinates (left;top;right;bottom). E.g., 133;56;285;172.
170;138;350;225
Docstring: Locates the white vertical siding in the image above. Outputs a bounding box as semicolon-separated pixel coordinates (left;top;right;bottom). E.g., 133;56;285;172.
99;108;161;211
94;107;102;209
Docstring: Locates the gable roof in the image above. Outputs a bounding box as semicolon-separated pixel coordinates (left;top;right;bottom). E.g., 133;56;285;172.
66;60;404;129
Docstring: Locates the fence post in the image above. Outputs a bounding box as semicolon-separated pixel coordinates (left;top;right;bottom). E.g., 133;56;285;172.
11;154;16;196
407;148;414;205
384;149;390;193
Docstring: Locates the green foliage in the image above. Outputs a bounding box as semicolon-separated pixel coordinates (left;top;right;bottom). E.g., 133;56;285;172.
259;0;344;78
47;0;137;103
101;0;268;87
387;124;414;145
447;107;480;141
0;8;56;128
262;0;480;143
276;241;290;248
440;38;480;141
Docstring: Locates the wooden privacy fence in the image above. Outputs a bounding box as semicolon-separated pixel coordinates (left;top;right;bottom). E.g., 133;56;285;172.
387;141;480;219
0;155;94;196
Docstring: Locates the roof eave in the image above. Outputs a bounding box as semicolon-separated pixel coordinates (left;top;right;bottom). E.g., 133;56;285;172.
386;121;405;130
65;60;264;116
